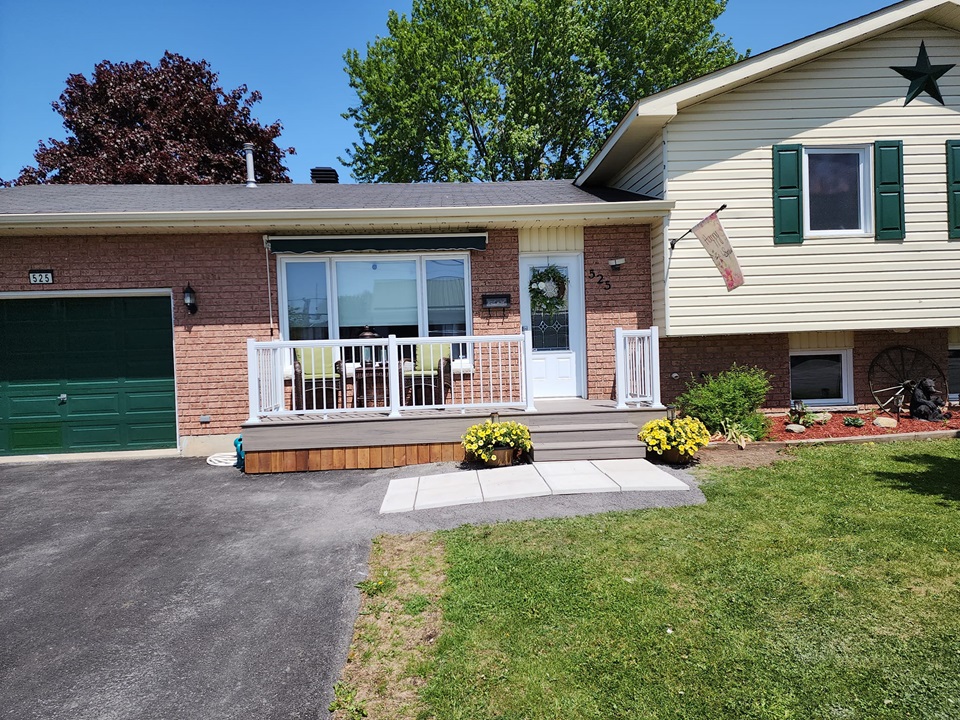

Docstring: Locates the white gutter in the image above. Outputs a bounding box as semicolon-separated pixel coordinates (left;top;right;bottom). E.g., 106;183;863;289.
0;200;675;235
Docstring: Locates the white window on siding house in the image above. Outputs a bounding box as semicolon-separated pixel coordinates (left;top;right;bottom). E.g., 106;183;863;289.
803;147;871;237
949;346;960;402
790;349;854;406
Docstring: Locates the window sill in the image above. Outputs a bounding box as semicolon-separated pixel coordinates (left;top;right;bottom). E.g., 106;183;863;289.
790;403;858;412
803;232;872;240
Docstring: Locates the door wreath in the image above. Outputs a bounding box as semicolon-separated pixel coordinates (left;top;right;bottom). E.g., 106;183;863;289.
529;265;567;314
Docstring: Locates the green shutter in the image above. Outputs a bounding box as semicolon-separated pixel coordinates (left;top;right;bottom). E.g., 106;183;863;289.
948;140;960;239
874;140;905;241
773;144;803;244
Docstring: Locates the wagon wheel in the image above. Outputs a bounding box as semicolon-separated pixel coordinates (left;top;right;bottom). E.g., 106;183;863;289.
868;345;948;416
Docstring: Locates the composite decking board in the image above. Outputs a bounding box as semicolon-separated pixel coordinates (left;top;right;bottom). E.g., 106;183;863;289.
242;401;664;453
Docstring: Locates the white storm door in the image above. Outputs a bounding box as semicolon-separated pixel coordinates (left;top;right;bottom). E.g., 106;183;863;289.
519;254;584;398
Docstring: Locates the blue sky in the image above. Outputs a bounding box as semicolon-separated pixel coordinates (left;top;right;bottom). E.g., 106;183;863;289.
0;0;893;184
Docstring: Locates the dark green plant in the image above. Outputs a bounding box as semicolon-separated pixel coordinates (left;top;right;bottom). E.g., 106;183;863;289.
676;364;771;434
787;401;815;427
843;415;866;427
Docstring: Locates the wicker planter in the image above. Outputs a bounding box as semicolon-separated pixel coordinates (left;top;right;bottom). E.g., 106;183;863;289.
486;447;515;467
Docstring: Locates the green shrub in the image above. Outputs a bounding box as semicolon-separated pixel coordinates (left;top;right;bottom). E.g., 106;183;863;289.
843;415;866;427
739;411;772;440
676;364;771;434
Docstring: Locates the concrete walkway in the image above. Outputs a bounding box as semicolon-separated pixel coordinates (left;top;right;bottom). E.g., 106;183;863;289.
381;458;689;513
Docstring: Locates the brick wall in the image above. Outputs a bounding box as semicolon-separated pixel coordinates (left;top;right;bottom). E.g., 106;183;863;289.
583;225;653;400
470;229;521;336
468;229;523;400
0;233;274;437
658;333;792;408
852;328;948;405
658;328;951;411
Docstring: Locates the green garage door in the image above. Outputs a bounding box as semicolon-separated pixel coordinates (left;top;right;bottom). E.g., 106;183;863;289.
0;296;177;455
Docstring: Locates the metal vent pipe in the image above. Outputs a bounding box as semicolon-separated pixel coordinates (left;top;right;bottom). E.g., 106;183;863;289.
243;143;257;188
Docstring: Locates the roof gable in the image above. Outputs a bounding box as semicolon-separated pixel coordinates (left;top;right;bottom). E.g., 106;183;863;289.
578;0;960;185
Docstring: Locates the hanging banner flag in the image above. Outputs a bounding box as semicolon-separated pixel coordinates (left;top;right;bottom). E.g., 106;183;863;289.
691;212;744;291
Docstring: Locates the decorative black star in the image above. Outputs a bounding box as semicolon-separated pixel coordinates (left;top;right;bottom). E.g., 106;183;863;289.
891;41;954;106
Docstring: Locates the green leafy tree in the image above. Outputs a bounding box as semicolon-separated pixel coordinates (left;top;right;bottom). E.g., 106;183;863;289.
342;0;742;182
4;52;294;185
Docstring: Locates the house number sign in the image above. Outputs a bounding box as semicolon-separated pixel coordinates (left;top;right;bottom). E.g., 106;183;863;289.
587;269;611;290
28;269;54;284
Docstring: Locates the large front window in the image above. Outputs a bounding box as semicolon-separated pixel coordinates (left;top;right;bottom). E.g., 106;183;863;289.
281;254;470;341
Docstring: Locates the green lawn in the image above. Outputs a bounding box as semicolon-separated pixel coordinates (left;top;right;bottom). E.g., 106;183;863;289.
421;441;960;719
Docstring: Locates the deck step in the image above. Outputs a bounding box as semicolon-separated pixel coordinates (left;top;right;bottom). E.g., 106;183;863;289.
529;422;639;446
533;439;646;462
527;422;639;433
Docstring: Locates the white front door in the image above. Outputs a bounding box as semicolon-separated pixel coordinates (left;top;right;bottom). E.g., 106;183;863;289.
519;254;584;398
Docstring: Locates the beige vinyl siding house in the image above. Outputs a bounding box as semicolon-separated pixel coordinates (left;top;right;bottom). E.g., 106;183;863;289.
578;0;960;408
631;23;959;337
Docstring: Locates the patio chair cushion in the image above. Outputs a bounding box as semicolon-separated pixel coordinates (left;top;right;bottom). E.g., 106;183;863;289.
295;346;340;378
413;342;451;372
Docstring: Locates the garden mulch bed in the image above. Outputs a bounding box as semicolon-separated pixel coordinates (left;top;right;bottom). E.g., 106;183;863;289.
692;412;960;470
764;411;960;442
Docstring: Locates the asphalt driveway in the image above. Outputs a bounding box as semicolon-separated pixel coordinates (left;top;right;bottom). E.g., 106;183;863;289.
0;457;702;719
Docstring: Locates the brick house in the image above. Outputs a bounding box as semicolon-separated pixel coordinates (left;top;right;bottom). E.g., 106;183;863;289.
0;183;670;459
2;0;959;463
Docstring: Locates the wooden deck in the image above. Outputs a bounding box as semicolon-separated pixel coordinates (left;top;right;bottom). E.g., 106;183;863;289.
241;399;665;474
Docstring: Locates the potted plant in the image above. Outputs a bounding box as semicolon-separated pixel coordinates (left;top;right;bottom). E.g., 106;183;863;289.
638;413;710;464
462;419;533;466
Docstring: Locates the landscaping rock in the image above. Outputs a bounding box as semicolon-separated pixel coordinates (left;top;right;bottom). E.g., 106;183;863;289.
785;423;807;434
874;416;898;428
811;412;832;425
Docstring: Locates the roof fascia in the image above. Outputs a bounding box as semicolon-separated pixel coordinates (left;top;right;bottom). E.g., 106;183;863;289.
0;200;675;236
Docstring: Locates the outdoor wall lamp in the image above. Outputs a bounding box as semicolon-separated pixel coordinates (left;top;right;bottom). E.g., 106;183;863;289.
608;258;626;270
183;284;198;314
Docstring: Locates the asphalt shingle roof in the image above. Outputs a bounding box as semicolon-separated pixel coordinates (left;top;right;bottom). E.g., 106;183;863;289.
0;180;654;216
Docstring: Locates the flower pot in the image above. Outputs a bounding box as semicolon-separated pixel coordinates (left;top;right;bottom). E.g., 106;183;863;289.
654;447;696;464
486;447;515;467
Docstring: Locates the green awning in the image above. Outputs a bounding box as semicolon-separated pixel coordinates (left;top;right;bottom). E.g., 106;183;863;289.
269;235;486;253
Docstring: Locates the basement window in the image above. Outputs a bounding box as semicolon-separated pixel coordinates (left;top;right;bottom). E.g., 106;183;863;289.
790;349;853;406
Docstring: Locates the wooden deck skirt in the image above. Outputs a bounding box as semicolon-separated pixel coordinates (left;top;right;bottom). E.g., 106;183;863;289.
240;400;663;474
244;442;466;474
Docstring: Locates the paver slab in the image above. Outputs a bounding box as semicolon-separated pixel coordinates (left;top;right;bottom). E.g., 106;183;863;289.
414;470;483;509
592;459;691;491
380;476;420;513
534;460;621;494
478;464;552;502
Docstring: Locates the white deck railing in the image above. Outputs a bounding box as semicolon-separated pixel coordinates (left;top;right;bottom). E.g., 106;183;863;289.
614;326;663;409
246;332;536;422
